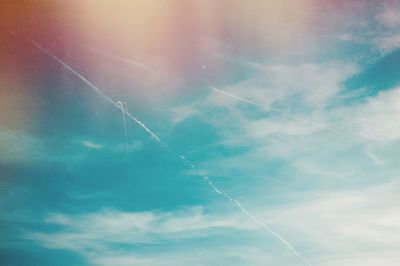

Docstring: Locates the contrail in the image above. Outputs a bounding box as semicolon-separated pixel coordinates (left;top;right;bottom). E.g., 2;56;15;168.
210;86;347;137
80;44;148;69
117;101;130;166
192;172;311;266
31;40;160;143
32;41;311;266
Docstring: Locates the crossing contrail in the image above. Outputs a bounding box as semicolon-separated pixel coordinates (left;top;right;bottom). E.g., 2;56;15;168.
117;101;130;165
32;40;311;266
210;86;347;137
80;44;148;69
31;40;160;142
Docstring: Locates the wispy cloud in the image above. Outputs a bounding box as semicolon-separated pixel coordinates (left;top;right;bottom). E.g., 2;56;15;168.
375;35;400;52
0;130;84;163
80;140;104;150
351;87;400;141
25;180;400;266
80;44;148;69
331;2;400;55
264;181;400;265
26;207;255;249
160;52;400;265
207;61;357;110
78;139;142;153
170;106;200;124
376;4;400;28
25;207;271;265
0;130;46;163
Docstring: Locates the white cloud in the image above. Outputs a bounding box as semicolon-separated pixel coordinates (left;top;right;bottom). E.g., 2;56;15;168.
34;181;400;266
375;34;400;52
89;255;156;266
79;139;142;153
339;33;356;42
376;5;400;28
26;207;256;252
166;61;400;186
196;62;400;147
109;141;142;153
191;83;400;183
371;3;400;53
0;130;46;163
81;140;104;150
333;2;400;55
0;130;83;163
209;61;357;110
262;181;400;265
87;246;282;266
351;87;400;141
159;55;400;265
82;244;293;266
169;106;199;124
28;207;296;266
365;146;385;165
176;61;358;147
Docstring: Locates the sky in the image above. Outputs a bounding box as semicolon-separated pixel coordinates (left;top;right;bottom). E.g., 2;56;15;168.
1;0;400;265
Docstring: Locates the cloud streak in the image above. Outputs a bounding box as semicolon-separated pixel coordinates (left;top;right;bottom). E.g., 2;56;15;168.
210;86;346;137
25;207;255;252
81;140;104;150
80;44;148;69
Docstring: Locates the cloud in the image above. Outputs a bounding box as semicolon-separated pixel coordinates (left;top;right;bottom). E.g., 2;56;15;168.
375;34;400;52
27;182;400;266
189;84;400;184
169;106;199;124
206;62;357;140
350;87;400;141
262;181;400;265
372;3;400;53
331;2;400;55
164;60;399;187
0;130;46;163
26;207;292;266
376;4;400;28
169;60;357;150
208;61;357;110
78;139;142;153
110;141;142;153
80;140;104;150
87;246;282;266
160;54;400;264
365;146;385;165
0;130;82;164
26;207;256;252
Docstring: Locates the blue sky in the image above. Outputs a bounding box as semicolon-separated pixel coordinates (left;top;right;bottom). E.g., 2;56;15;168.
1;1;400;265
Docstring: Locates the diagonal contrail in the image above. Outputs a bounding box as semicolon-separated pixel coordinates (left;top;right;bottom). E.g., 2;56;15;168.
31;40;160;142
210;86;347;137
80;44;148;69
32;41;312;266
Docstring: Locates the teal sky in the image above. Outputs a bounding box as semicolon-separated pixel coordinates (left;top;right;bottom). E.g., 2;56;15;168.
1;1;400;265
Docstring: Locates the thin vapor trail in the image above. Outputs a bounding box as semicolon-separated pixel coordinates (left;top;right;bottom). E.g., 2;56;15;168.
31;40;160;143
32;41;311;266
80;44;148;69
117;101;130;164
210;86;347;137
